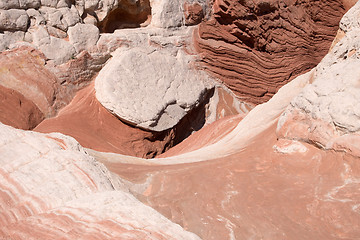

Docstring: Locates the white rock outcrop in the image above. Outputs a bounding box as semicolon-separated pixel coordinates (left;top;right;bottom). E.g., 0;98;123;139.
95;45;213;132
68;23;100;53
0;122;201;239
277;1;360;155
150;0;209;28
0;0;41;10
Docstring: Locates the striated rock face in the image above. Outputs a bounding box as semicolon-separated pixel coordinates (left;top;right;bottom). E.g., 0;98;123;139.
1;0;360;239
277;1;360;157
195;0;346;104
0;123;200;239
92;46;360;238
35;82;246;158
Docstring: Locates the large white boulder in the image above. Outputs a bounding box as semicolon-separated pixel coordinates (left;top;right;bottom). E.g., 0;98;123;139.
95;46;213;131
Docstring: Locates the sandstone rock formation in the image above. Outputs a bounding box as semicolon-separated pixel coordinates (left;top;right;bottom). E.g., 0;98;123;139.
0;46;58;118
195;0;347;104
0;85;44;130
0;0;360;239
95;46;213;131
277;1;360;157
0;123;200;239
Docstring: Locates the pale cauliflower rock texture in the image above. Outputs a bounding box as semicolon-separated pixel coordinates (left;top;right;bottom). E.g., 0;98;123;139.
95;47;213;131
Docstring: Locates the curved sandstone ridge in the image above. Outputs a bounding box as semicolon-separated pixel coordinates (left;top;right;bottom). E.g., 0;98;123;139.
1;1;360;240
0;123;200;239
195;0;346;104
36;82;248;158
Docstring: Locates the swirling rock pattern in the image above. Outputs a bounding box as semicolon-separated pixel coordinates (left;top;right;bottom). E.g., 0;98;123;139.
195;0;346;104
0;123;201;239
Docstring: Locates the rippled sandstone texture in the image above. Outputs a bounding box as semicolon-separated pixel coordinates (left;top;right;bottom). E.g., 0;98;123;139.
195;0;346;104
0;0;360;239
277;1;360;157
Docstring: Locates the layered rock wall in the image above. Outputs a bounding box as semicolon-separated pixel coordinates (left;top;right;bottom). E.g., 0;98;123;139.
195;0;346;104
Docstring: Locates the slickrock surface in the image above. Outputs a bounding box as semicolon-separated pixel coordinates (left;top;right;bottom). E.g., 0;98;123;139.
91;60;360;239
277;1;360;157
195;0;346;104
35;83;199;158
1;0;360;239
99;124;360;240
36;83;246;158
0;123;200;239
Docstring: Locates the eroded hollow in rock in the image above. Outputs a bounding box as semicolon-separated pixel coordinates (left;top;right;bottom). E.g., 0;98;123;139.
98;0;152;33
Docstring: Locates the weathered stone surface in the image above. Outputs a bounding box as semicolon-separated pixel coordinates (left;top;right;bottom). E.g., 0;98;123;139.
26;8;45;26
150;0;208;28
68;23;100;53
1;1;360;239
184;2;204;26
36;82;247;158
0;9;29;31
39;36;76;64
95;46;213;131
40;0;71;8
0;0;41;10
91;59;360;239
36;83;183;158
51;50;110;87
0;85;44;130
194;0;346;104
0;123;200;239
38;5;80;32
0;31;24;51
277;1;360;156
0;46;58;117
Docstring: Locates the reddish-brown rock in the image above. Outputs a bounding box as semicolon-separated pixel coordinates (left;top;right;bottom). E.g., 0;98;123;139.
184;2;205;26
101;123;360;240
159;114;242;157
0;46;58;117
35;83;214;158
194;0;346;104
0;85;44;130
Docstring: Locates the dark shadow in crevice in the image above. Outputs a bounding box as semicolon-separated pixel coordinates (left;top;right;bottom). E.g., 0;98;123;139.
98;0;151;33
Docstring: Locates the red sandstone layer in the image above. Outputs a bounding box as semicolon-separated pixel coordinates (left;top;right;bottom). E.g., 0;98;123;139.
194;0;346;104
0;85;44;130
103;123;360;239
35;83;212;158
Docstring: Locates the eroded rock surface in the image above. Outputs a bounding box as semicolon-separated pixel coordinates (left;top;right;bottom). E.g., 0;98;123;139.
0;46;58;117
95;46;213;132
277;1;360;157
0;123;201;239
0;0;360;239
0;85;44;130
195;0;346;104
